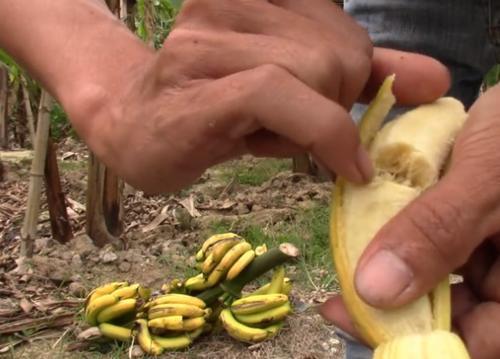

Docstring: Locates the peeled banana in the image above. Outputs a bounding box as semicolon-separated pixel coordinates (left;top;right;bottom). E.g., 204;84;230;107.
330;75;470;357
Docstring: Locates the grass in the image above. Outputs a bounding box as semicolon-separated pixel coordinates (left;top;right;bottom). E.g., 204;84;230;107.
206;204;338;291
216;158;292;187
58;160;86;172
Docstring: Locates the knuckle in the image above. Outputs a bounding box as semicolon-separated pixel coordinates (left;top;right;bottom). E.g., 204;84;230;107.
406;196;469;268
305;46;341;95
250;64;290;92
176;0;217;23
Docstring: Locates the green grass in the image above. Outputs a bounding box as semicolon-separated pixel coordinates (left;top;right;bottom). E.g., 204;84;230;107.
485;64;500;88
205;205;338;291
216;158;292;187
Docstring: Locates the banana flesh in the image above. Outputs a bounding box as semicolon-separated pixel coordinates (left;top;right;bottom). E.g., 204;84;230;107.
330;76;470;356
373;331;470;359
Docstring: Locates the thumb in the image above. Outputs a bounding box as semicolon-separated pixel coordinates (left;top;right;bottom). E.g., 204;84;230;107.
353;172;492;309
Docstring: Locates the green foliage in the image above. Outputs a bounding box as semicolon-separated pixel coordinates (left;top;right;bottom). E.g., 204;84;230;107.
484;64;500;88
50;103;78;141
135;0;181;48
218;159;292;187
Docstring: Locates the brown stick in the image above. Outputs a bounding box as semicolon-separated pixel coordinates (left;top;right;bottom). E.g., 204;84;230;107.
44;137;73;243
20;91;53;259
21;79;36;144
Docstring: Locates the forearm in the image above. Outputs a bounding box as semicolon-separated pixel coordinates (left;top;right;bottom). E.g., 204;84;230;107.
0;0;153;137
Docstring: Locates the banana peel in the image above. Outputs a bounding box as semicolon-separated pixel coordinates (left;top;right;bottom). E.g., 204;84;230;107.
330;75;469;355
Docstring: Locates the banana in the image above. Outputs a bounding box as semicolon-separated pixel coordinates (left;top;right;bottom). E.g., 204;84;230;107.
181;317;206;331
201;253;217;274
136;319;164;356
210;237;241;261
188;327;205;340
148;303;205;319
244;277;292;297
206;241;252;286
85;294;120;326
330;76;470;356
98;322;132;342
231;294;289;315
220;309;281;343
226;250;255;281
184;274;210;291
151;334;192;350
201;233;242;254
111;283;140;300
148;315;184;330
195;249;205;262
267;266;285;294
147;294;206;309
373;331;470;359
96;298;137;324
235;302;292;326
86;282;127;307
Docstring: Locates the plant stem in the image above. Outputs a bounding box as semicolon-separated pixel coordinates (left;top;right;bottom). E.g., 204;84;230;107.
197;243;299;305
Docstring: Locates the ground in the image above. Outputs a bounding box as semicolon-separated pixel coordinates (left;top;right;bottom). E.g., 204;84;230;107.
0;139;345;359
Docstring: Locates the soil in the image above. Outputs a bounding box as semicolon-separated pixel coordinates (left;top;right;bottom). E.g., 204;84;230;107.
0;141;345;359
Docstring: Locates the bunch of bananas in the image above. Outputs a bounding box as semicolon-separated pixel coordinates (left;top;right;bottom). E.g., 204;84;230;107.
82;233;296;354
220;266;293;343
136;293;209;355
186;233;256;291
84;282;150;341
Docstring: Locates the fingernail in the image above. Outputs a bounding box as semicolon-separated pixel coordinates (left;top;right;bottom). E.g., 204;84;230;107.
356;147;374;182
355;250;413;306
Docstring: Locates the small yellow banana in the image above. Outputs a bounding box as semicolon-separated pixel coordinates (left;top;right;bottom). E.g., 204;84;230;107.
111;283;140;300
220;309;282;343
244;277;292;297
96;298;137;324
201;253;217;274
235;301;292;326
201;233;242;254
267;266;285;294
226;250;255;281
147;293;206;309
98;322;132;342
231;294;289;315
210;237;241;262
207;241;252;285
85;294;120;326
151;334;192;351
254;244;268;256
184;274;210;291
195;249;205;262
136;319;164;356
148;315;184;330
148;303;205;319
86;282;127;307
181;317;206;331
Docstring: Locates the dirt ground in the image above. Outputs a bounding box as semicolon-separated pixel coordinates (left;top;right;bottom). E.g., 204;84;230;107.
0;140;345;359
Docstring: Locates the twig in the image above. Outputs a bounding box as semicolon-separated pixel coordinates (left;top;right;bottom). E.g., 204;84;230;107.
52;327;71;349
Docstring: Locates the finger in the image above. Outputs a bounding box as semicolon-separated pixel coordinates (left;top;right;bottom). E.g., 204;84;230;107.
245;130;304;158
176;0;372;107
482;258;500;302
189;65;373;184
458;242;497;298
455;302;500;359
163;30;345;102
451;283;479;323
353;175;489;308
361;48;451;105
318;295;365;343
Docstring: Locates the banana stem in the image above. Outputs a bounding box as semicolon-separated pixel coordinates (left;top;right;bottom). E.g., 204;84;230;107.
197;243;299;305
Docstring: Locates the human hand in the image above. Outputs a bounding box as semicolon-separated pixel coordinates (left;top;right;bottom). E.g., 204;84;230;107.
321;85;500;359
70;0;449;193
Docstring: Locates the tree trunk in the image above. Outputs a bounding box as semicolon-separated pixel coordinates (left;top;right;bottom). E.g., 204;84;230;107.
292;154;316;175
20;91;53;261
86;155;123;247
0;66;8;149
44;137;73;244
